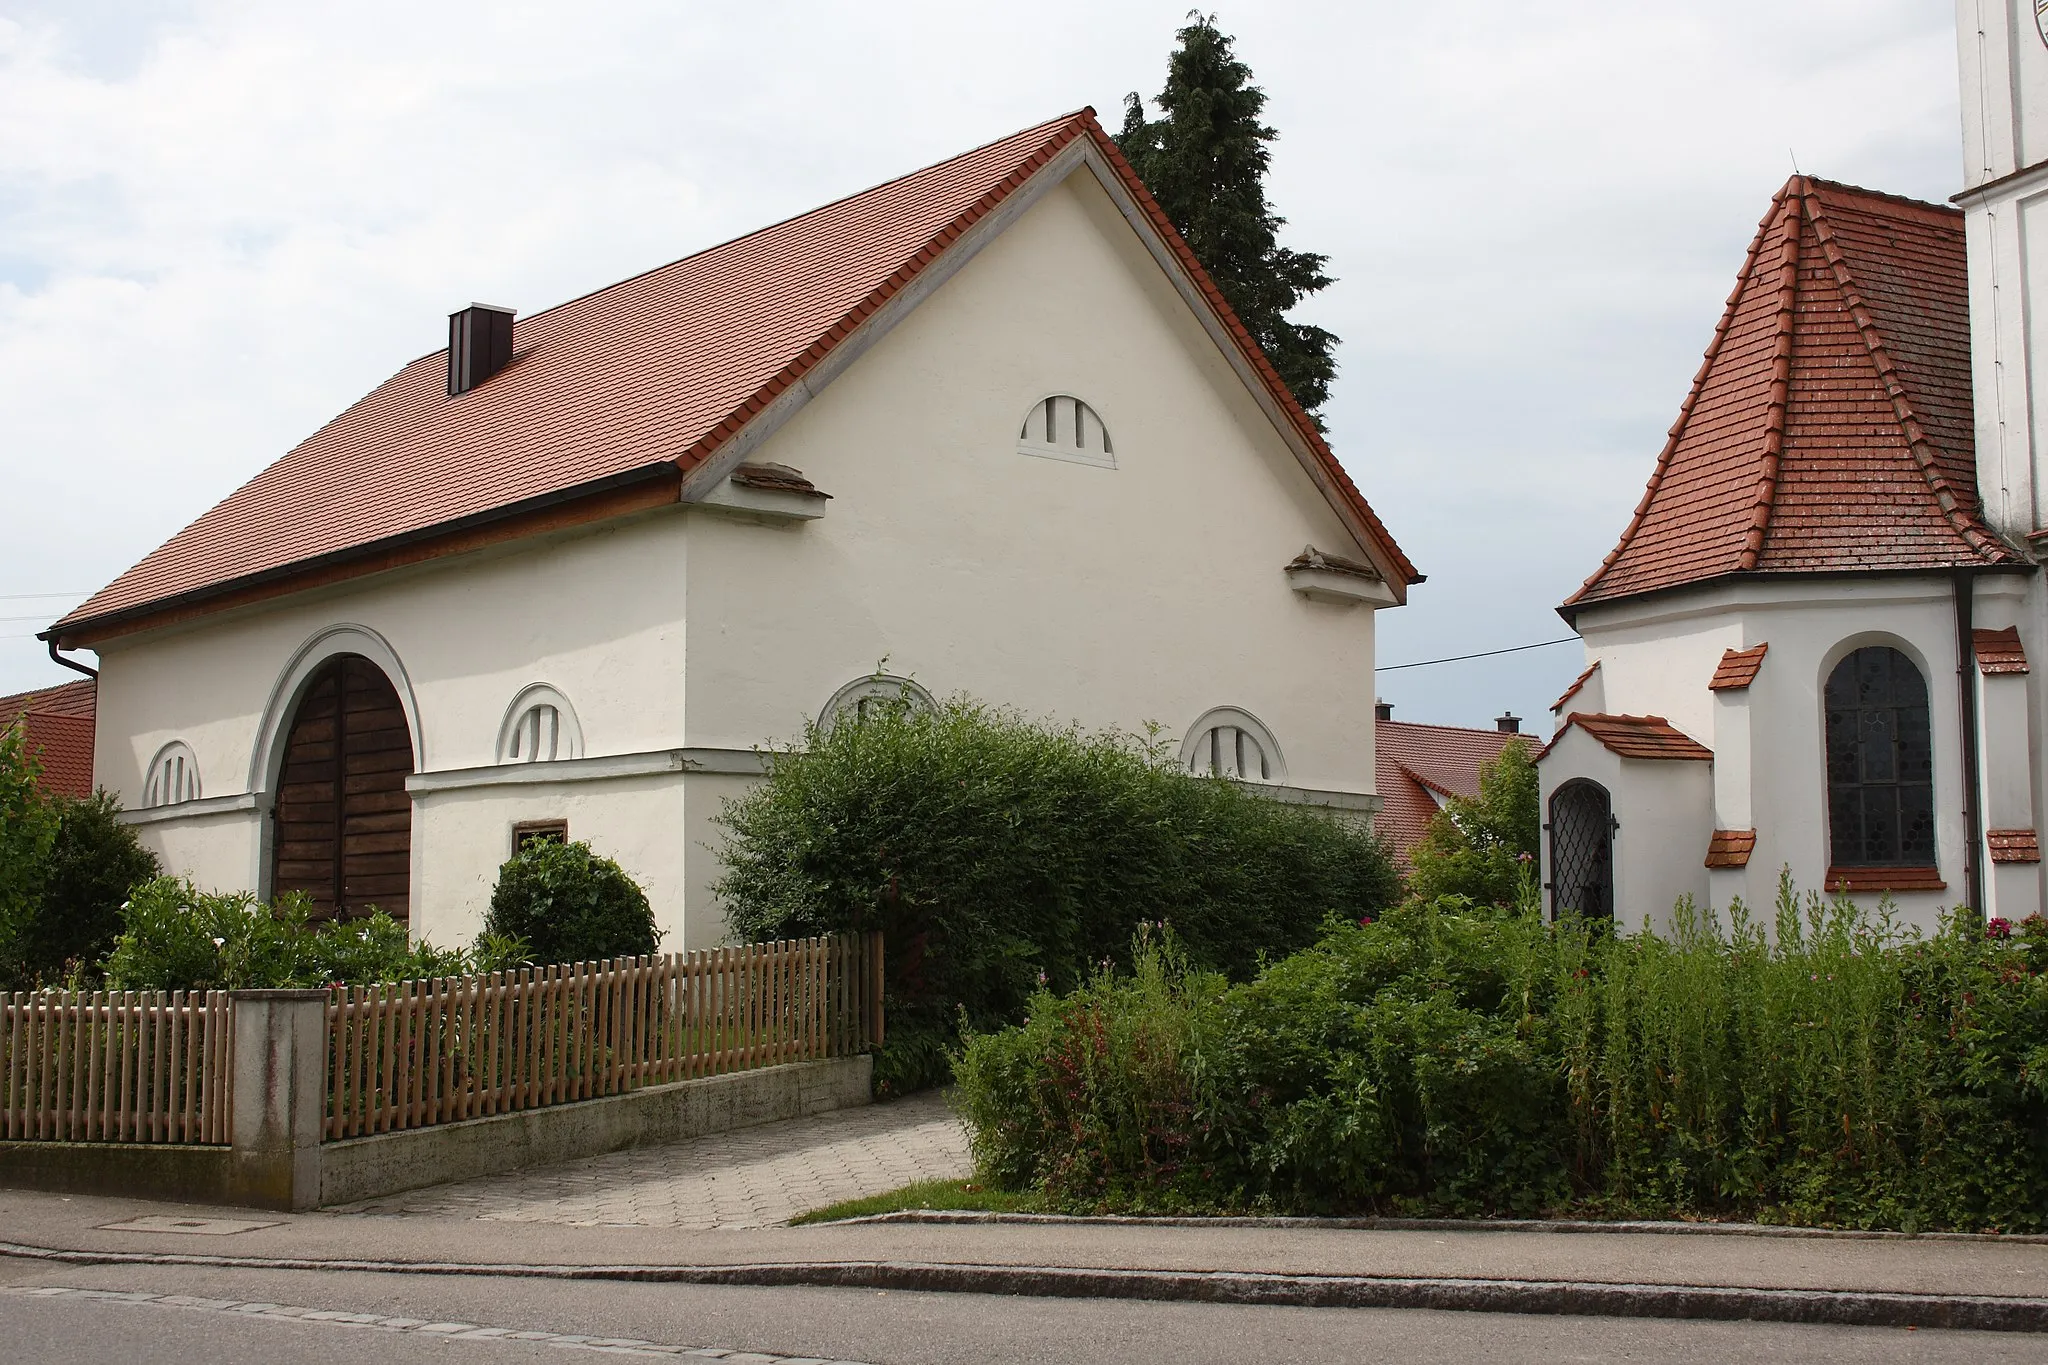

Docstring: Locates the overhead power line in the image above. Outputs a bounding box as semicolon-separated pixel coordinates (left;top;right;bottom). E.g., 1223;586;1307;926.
1380;636;1579;672
0;591;86;601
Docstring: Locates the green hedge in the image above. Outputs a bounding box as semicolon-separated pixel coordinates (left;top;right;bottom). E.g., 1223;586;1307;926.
955;882;2048;1231
715;697;1399;1094
104;877;524;992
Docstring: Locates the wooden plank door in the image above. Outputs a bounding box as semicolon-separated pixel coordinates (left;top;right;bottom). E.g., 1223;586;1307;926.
271;654;414;925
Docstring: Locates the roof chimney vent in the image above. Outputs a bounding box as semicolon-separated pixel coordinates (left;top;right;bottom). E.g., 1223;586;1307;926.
1375;700;1393;722
448;303;515;396
1496;712;1521;734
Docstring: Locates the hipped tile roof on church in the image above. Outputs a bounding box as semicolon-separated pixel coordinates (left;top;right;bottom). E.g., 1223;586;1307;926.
1544;713;1713;762
52;110;1412;645
1564;177;2017;616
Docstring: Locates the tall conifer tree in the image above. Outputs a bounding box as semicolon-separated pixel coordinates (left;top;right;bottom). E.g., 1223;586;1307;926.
1115;14;1337;420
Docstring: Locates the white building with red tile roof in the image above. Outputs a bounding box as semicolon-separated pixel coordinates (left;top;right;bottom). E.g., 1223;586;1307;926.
1373;706;1531;871
45;111;1415;949
1540;71;2048;933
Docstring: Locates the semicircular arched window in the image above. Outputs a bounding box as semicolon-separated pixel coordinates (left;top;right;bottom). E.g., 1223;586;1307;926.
820;674;935;730
143;741;202;807
1824;645;1934;869
1017;395;1114;469
1180;707;1286;784
497;685;585;764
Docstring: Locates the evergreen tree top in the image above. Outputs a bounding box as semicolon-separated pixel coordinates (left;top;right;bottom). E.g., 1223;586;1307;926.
1115;14;1338;422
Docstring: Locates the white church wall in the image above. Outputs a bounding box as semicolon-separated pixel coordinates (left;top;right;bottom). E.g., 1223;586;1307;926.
1562;577;2007;933
681;166;1380;798
1612;756;1713;937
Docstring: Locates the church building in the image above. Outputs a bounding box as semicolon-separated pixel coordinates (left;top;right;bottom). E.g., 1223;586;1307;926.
44;111;1414;952
1537;8;2048;932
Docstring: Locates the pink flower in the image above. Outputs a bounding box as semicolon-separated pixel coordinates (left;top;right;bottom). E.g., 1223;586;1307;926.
1987;916;2014;941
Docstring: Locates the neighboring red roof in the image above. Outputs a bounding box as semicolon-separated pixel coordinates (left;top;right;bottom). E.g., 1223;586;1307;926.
0;679;97;720
1704;828;1757;868
54;110;1412;644
1975;627;2029;675
1708;644;1769;691
1;681;97;799
1988;829;2041;864
1565;177;2016;616
1551;660;1600;713
1544;713;1713;762
1375;718;1532;868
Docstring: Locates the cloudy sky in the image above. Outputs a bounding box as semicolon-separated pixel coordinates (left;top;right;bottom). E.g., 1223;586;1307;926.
0;0;1963;730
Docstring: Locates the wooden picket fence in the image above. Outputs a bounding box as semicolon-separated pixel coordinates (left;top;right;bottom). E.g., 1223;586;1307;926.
324;932;883;1140
1;990;233;1144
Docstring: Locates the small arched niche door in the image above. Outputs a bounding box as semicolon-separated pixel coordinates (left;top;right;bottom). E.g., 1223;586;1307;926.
271;653;415;925
1548;779;1614;924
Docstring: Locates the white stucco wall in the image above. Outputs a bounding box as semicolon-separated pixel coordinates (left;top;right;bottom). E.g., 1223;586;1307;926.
93;159;1392;951
1551;574;2041;933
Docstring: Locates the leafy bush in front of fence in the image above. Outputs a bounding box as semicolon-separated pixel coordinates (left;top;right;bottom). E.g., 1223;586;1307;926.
715;695;1400;1095
482;839;661;966
0;726;161;989
953;882;2048;1232
103;877;519;991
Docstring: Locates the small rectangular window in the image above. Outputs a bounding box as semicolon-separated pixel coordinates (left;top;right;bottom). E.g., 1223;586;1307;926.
511;818;569;855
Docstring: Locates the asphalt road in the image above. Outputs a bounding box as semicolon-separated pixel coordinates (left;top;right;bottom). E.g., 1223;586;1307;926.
2;1257;2040;1365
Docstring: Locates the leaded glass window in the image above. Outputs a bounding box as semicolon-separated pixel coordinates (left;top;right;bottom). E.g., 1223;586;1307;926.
1824;646;1934;867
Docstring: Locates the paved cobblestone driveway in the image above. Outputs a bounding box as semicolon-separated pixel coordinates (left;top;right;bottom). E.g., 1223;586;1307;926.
330;1092;968;1229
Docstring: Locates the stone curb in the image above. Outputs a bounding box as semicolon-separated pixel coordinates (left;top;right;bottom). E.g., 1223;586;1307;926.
3;1240;2044;1334
834;1210;2048;1245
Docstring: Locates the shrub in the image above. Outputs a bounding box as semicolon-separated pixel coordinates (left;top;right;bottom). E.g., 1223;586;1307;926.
715;697;1400;1095
22;792;162;984
482;839;660;966
954;881;2048;1231
1404;739;1538;907
0;719;59;988
103;876;515;992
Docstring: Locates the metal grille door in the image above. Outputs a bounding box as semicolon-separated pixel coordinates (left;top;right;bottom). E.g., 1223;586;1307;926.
1549;780;1614;923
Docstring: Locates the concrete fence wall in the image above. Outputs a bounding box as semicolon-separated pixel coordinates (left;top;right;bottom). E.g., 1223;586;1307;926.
0;987;874;1211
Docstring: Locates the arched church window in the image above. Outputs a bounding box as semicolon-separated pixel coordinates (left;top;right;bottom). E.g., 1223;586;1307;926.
1824;646;1934;868
143;741;202;807
1547;779;1614;924
1017;395;1115;469
496;685;585;763
820;675;935;729
1180;707;1286;783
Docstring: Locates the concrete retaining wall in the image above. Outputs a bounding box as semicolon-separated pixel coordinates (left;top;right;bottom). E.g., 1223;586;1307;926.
320;1055;873;1206
0;1049;872;1212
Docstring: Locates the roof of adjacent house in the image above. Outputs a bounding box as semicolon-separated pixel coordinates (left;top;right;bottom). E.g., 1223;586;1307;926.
1564;177;2018;617
51;110;1413;646
1708;643;1769;691
0;680;97;800
1543;712;1714;762
1975;626;2029;675
1375;717;1533;868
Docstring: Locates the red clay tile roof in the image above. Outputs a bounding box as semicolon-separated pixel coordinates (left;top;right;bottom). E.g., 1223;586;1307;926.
1708;643;1769;691
1565;177;2017;616
1975;627;2029;675
53;110;1413;644
1544;713;1713;762
1550;661;1600;713
0;679;97;721
1374;718;1532;869
1988;828;2041;864
19;713;94;800
1704;828;1756;868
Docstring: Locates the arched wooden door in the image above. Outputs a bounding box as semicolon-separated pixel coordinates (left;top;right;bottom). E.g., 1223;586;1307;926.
271;653;415;925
